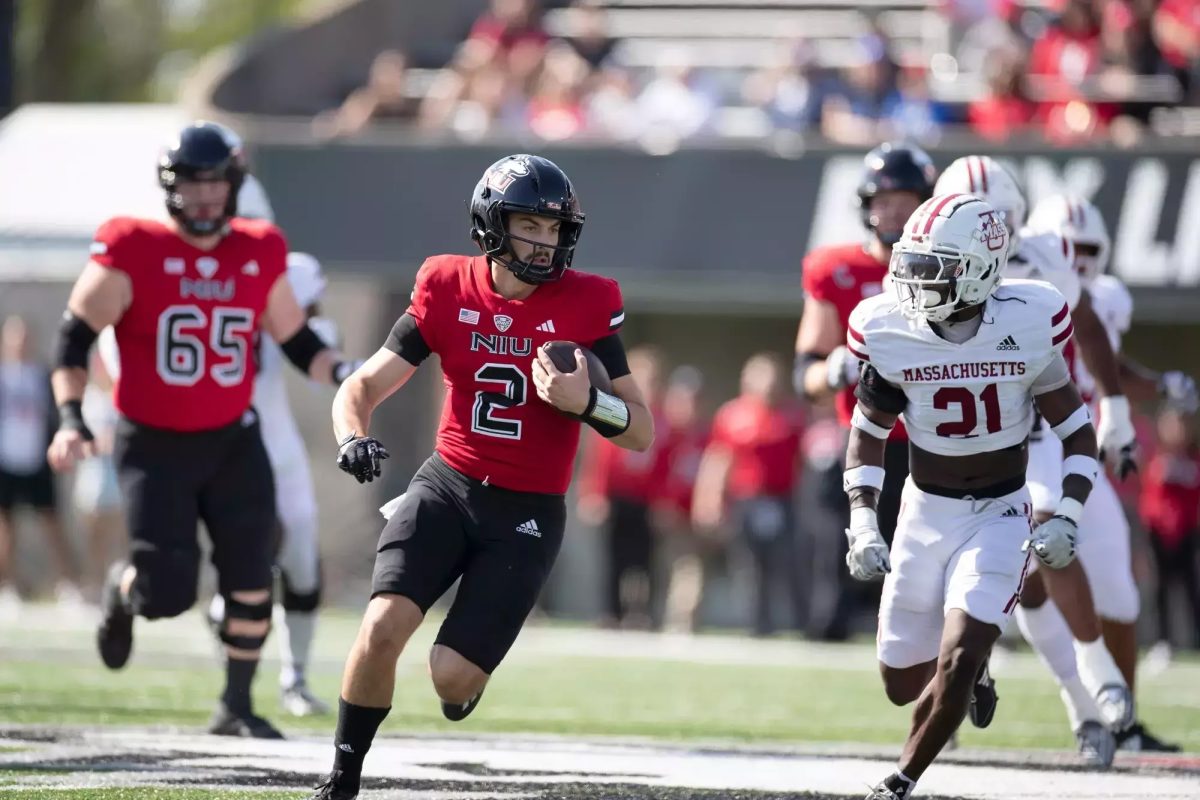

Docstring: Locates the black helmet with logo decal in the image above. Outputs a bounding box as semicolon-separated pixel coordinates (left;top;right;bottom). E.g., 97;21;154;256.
857;141;938;246
158;121;247;237
469;154;586;284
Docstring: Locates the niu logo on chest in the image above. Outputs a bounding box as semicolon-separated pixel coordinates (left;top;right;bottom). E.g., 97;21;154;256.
168;257;236;301
471;332;532;356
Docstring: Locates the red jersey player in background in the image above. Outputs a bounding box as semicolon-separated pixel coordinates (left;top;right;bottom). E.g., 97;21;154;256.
311;154;653;800
793;142;937;640
47;122;357;739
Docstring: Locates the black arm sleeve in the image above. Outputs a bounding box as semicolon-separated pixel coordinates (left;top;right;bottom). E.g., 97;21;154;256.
279;324;329;374
384;314;431;366
590;332;630;380
55;312;99;370
855;364;908;415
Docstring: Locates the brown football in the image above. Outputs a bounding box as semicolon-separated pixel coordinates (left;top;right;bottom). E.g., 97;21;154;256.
541;340;613;394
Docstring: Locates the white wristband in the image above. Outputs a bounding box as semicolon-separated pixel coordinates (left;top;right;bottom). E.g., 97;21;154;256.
1062;454;1099;484
851;405;893;440
843;465;885;494
1055;497;1085;524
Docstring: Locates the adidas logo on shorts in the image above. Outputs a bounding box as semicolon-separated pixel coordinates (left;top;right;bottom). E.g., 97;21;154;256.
516;519;542;538
996;335;1020;351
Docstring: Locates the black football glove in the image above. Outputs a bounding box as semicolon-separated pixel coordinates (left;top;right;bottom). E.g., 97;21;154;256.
337;433;389;483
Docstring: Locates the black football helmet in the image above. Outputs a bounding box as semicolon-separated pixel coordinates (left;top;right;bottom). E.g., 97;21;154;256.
857;141;937;245
158;121;247;236
469;154;585;284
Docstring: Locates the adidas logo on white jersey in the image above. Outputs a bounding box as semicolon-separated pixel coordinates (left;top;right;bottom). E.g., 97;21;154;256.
996;335;1020;351
535;320;556;333
516;519;542;537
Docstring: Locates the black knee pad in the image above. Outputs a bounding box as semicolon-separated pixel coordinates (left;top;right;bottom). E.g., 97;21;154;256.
129;548;199;620
280;565;321;613
219;594;273;651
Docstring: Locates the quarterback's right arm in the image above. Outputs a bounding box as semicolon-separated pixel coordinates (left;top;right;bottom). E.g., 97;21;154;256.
47;260;132;473
331;314;425;483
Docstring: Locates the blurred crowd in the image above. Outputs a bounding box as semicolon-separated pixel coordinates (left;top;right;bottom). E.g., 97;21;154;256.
1;307;1198;652
311;0;1200;146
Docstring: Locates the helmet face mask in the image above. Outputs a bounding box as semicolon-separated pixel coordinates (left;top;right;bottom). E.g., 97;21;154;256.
159;121;246;237
891;195;1009;323
1026;195;1111;282
470;154;585;285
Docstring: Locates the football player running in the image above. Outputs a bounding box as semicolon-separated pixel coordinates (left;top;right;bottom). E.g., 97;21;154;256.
308;155;654;800
1020;193;1195;754
47;122;358;738
934;157;1134;764
844;194;1097;799
794;142;938;640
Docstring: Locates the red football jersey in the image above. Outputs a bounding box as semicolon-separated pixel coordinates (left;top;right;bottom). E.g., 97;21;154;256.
802;242;906;439
91;217;287;431
408;255;624;495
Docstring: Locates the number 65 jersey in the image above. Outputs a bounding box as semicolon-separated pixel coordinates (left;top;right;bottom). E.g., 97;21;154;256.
91;216;288;432
403;254;625;495
847;279;1074;455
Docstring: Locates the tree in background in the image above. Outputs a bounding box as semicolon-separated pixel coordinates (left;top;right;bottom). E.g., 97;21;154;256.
13;0;309;104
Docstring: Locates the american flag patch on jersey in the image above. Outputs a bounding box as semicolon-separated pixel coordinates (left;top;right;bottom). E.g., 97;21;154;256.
609;308;625;330
459;308;480;325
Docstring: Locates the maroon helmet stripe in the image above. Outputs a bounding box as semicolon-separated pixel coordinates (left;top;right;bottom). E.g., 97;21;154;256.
1051;302;1069;326
978;157;989;192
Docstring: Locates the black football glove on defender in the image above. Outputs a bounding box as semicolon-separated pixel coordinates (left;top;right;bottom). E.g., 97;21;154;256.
337;434;389;483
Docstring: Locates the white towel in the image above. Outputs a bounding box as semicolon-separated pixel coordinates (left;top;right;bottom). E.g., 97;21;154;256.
379;492;407;520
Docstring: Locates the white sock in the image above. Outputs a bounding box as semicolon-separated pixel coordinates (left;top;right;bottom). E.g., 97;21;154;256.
1074;636;1127;698
1060;675;1102;730
1015;602;1078;684
278;607;317;690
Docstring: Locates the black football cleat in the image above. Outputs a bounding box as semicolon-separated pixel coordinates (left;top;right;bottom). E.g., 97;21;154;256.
1117;722;1182;752
968;657;998;729
441;685;486;721
208;702;285;739
309;770;359;800
96;562;134;670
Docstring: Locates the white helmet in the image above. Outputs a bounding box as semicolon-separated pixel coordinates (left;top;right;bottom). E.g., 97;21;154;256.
1026;194;1111;282
237;174;275;222
287;252;327;308
891;193;1009;323
933;156;1026;255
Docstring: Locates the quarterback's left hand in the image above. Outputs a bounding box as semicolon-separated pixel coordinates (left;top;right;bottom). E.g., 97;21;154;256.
532;348;591;416
1024;515;1078;570
1097;396;1138;480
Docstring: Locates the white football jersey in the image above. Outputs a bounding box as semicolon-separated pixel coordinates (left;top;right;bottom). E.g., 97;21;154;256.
1071;274;1133;402
1005;228;1081;310
848;280;1073;456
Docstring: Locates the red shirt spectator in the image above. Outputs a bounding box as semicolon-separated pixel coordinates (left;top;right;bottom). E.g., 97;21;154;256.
1140;448;1200;550
709;394;804;500
969;95;1036;141
656;422;709;516
578;431;662;505
1154;0;1200;71
469;0;549;54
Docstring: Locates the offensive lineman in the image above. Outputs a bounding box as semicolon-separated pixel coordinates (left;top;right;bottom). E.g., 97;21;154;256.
934;157;1134;760
47;122;357;737
845;194;1098;799
1018;193;1195;753
795;142;937;641
309;155;654;799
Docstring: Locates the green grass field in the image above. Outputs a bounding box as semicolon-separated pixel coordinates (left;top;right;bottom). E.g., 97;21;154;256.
0;607;1198;798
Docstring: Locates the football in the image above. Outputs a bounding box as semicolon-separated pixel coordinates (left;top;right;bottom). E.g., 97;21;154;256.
541;340;613;394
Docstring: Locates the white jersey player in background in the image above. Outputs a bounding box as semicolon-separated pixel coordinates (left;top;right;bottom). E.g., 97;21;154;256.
1018;193;1197;755
206;176;338;716
934;157;1135;766
844;193;1098;800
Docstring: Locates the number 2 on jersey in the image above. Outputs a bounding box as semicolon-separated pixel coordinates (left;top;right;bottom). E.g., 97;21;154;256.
157;304;254;387
472;363;527;439
934;383;1001;437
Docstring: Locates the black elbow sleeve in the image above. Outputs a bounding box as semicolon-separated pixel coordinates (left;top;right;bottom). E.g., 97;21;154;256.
55;312;99;370
280;324;328;374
